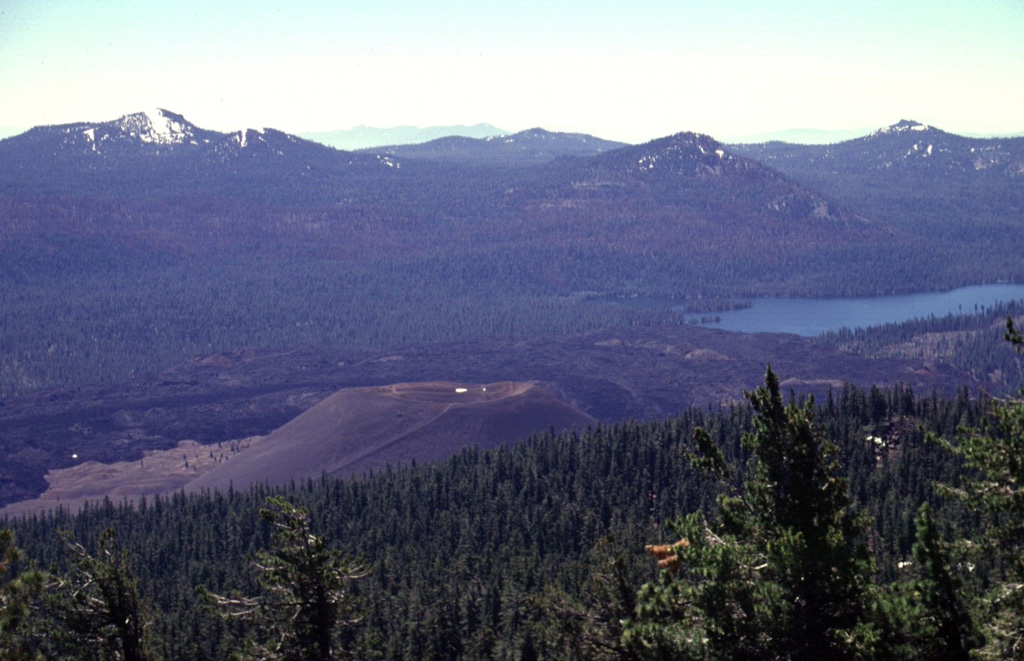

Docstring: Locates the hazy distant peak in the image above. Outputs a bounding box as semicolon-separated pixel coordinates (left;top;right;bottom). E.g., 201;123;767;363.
488;128;549;142
300;123;508;150
366;127;625;164
490;127;611;145
725;127;875;145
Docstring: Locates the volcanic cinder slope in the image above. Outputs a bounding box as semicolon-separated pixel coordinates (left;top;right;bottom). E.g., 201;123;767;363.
0;439;262;518
0;381;595;517
182;381;595;494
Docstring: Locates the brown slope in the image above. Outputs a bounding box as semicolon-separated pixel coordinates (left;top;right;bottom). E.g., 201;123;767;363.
182;381;595;494
0;438;262;518
0;324;977;509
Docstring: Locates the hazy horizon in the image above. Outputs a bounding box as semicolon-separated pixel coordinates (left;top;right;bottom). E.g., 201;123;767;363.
2;0;1022;144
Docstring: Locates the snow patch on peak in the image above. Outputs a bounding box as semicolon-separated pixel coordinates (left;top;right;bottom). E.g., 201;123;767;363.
145;109;180;142
142;107;169;123
118;108;193;145
235;128;270;148
627;132;733;176
872;119;933;137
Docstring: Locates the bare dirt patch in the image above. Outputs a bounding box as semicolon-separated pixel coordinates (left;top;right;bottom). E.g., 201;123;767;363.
1;438;260;518
2;381;593;516
181;381;595;495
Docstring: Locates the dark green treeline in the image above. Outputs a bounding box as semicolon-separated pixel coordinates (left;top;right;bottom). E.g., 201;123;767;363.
2;383;986;658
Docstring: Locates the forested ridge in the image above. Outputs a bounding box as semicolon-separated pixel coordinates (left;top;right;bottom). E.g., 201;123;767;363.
2;189;1018;399
729;124;1024;292
3;116;1023;398
817;300;1024;393
3;375;1020;659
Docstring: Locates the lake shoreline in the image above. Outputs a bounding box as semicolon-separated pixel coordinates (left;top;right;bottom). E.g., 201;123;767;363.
663;284;1024;336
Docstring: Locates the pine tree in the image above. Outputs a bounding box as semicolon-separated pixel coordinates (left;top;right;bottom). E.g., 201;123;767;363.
0;528;46;661
937;320;1024;658
537;536;637;660
909;503;974;658
625;367;876;660
207;496;368;660
47;528;154;661
871;502;977;660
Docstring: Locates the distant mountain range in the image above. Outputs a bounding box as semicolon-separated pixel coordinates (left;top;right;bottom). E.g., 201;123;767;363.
729;119;1024;179
3;115;1021;151
0;110;619;167
299;123;507;150
365;128;627;165
5;111;1020;178
1;110;1019;293
3;110;1020;235
728;119;1024;249
1;108;342;162
0;109;619;185
6;109;1021;256
726;127;875;145
725;126;1024;145
0;108;848;232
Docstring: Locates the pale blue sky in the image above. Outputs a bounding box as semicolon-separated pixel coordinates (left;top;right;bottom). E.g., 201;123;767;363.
1;0;1021;143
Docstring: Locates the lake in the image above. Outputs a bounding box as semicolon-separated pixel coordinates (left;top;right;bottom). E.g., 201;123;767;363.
674;284;1024;336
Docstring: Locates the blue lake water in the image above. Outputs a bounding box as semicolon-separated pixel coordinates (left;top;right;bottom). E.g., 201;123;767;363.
674;284;1024;336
